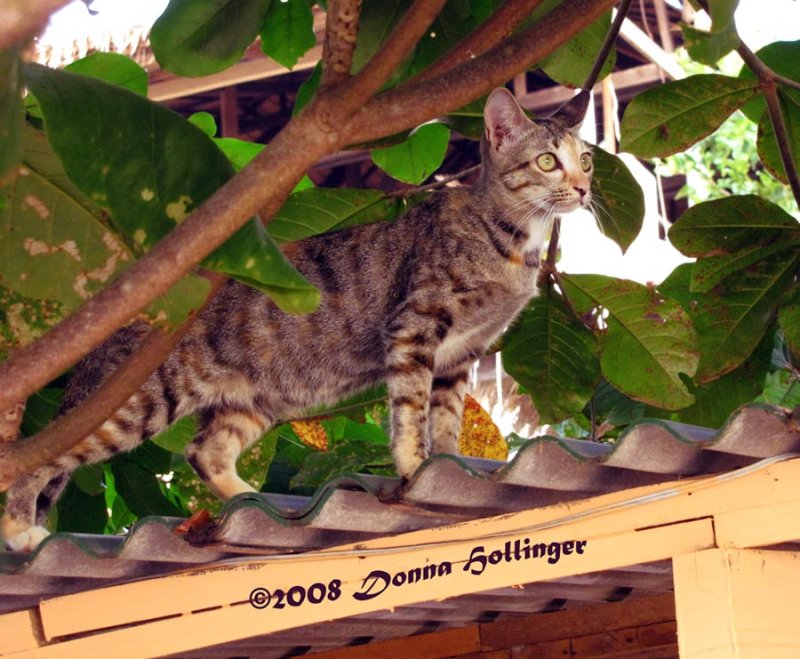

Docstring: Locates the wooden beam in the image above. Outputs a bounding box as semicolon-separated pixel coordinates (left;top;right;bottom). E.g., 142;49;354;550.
148;46;322;102
673;548;800;657
618;16;684;80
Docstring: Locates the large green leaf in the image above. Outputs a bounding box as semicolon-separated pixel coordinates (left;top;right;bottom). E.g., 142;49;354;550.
0;50;23;178
23;63;317;315
757;90;800;185
778;289;800;365
502;286;600;423
739;40;800;122
65;53;148;95
290;439;395;488
267;188;406;243
620;74;760;158
371;123;451;184
541;11;615;87
0;126;136;308
561;274;699;409
150;0;271;76
56;480;108;533
689;240;800;293
590;149;645;253
260;0;316;69
351;0;411;77
668;195;800;258
692;250;800;382
110;444;183;518
681;0;739;66
0;286;65;358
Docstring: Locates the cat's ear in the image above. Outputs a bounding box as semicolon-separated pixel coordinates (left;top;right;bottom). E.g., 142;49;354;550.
484;88;530;151
551;89;591;129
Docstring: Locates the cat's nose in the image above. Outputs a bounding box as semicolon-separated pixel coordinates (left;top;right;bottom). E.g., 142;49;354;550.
573;186;588;199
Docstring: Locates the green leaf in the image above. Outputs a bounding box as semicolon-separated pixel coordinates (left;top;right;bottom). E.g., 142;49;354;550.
442;98;486;140
779;293;800;365
238;427;280;490
23;63;315;317
590;148;645;253
757;369;800;408
290;439;395;488
371;123;451;184
303;385;388;423
541;11;615;87
203;219;321;314
757;90;800;185
56;480;107;533
150;417;197;453
151;0;271;76
20;387;63;436
352;0;411;77
111;444;183;518
668;195;800;258
292;62;321;116
561;274;699;409
689;240;800;293
620;74;760;158
268;188;406;243
188;111;217;137
672;327;772;427
0;125;136;309
681;0;739;66
71;464;105;496
502;286;600;423
692;250;799;382
739;41;800;122
65;53;148;95
0;286;65;357
260;0;316;69
0;50;23;178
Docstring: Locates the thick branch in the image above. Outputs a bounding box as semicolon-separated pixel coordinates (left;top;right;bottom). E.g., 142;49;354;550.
0;113;335;412
413;0;546;83
738;43;800;206
348;0;618;144
0;0;71;50
320;0;447;122
321;0;363;87
0;273;227;490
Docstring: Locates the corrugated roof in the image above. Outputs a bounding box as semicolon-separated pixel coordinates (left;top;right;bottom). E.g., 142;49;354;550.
1;403;798;654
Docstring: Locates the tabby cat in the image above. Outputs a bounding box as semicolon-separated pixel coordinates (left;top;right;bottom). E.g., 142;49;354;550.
2;88;592;551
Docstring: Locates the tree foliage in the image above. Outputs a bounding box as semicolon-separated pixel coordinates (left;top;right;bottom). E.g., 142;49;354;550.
1;0;799;533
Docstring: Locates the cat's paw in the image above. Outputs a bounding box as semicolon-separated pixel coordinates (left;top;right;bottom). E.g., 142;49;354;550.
5;526;50;552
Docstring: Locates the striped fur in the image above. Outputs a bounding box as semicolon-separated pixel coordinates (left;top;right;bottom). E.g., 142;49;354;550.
1;88;593;551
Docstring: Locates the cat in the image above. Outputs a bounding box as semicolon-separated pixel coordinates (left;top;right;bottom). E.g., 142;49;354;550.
1;87;592;551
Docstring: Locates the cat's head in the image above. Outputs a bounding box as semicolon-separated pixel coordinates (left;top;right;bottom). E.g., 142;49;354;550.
481;87;593;217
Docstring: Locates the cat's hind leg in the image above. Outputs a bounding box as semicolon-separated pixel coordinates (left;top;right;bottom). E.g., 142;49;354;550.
2;466;69;552
185;406;272;499
429;368;469;456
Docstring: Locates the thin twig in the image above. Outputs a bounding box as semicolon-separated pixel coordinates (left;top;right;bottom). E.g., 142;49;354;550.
0;273;227;490
412;0;547;83
738;42;800;206
387;163;482;197
321;0;363;87
582;0;633;91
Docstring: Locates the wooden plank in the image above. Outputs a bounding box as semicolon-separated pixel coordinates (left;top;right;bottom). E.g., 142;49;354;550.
29;520;710;655
0;608;42;654
480;593;675;649
673;548;800;657
306;626;481;659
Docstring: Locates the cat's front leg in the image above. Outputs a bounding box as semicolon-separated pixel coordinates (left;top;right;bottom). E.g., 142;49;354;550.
429;368;469;456
387;359;434;480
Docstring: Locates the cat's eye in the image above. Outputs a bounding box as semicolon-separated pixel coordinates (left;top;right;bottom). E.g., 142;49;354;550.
536;153;558;172
580;152;593;172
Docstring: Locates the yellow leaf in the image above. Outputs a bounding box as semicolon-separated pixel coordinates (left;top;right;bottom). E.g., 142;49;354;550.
458;394;508;461
291;420;328;450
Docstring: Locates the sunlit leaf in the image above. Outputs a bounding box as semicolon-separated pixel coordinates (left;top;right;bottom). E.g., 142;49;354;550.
65;52;148;95
561;274;699;409
502;286;600;423
620;74;759;158
151;0;271;76
371;123;451;184
739;40;800;122
681;0;739;66
541;11;615;87
590;148;645;253
757;90;800;185
668;195;800;258
260;0;316;69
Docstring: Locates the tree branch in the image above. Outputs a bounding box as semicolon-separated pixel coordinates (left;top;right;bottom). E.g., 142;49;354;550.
0;0;71;50
412;0;547;83
321;0;363;87
347;0;618;144
582;0;632;91
0;273;227;490
0;0;615;414
738;42;800;206
320;0;447;123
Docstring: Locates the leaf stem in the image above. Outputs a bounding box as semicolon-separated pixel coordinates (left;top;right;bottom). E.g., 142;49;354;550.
582;0;633;91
